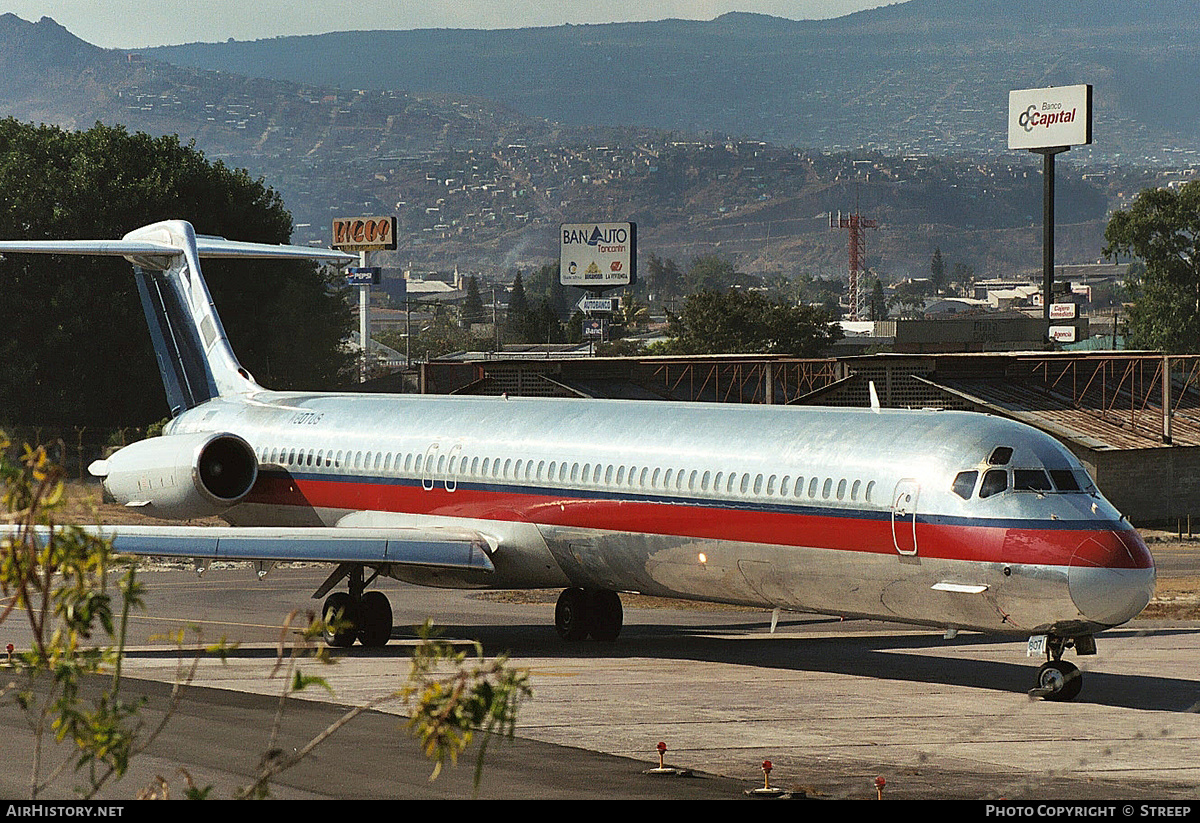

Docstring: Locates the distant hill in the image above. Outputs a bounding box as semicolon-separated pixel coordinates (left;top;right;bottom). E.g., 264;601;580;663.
0;11;1175;286
144;0;1200;163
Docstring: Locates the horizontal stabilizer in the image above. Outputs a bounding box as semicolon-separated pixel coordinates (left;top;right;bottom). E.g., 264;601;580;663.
0;233;354;270
10;525;495;572
0;220;354;414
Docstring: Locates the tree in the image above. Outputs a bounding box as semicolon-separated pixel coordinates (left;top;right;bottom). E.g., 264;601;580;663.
951;261;974;290
0;120;353;428
869;278;888;321
685;255;755;292
930;247;946;294
0;435;199;799
1104;181;1200;352
379;307;473;362
615;292;649;334
504;272;530;341
462;275;485;328
520;299;566;344
642;253;683;305
661;289;841;356
888;279;932;319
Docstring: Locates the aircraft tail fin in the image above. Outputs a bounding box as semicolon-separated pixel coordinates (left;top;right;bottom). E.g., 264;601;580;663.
0;220;353;415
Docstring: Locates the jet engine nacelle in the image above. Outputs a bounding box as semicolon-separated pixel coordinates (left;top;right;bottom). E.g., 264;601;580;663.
89;431;258;520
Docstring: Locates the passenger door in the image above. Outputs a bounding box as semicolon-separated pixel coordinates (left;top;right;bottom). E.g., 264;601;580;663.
891;479;919;556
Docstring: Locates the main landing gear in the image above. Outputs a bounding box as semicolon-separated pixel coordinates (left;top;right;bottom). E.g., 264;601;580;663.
319;565;393;648
1028;634;1093;702
555;587;623;641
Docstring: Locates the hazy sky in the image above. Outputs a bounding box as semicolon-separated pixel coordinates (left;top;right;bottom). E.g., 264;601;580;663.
5;1;895;48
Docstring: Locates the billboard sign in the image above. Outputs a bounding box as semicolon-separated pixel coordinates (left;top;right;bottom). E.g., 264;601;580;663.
582;318;607;338
560;222;636;288
578;296;619;314
332;216;397;251
1048;302;1077;320
1008;84;1092;150
346;266;381;286
1049;325;1078;343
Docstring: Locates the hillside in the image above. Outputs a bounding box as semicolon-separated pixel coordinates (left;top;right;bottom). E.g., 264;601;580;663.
145;1;1200;165
0;11;1181;284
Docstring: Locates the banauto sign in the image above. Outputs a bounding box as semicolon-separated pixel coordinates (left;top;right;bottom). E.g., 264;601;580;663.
1008;84;1092;150
560;222;636;288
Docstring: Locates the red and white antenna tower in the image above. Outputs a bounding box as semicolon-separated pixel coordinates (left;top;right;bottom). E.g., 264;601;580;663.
830;209;878;320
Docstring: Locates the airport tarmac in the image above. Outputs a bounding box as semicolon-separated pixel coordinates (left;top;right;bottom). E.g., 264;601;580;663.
7;556;1191;801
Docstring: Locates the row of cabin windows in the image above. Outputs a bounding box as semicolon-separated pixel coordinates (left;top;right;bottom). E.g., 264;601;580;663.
257;444;877;505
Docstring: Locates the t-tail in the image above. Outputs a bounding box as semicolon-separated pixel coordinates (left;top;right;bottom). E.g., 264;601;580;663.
0;219;354;415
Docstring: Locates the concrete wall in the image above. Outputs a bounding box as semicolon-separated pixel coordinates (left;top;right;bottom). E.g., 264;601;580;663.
1073;445;1200;527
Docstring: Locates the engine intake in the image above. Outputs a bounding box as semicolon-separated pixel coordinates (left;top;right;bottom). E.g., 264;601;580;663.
89;431;258;520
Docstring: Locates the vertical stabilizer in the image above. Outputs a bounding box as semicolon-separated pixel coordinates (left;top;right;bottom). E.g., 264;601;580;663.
0;219;354;417
125;221;257;414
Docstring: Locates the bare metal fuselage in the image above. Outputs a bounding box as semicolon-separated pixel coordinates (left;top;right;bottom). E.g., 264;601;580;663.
161;389;1156;638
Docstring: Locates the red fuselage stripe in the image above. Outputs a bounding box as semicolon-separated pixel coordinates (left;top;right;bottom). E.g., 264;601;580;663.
245;474;1152;570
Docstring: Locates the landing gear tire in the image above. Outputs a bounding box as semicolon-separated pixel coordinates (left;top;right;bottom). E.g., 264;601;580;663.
1034;660;1083;702
555;587;623;641
588;589;623;641
357;590;393;647
555;587;591;641
322;591;359;648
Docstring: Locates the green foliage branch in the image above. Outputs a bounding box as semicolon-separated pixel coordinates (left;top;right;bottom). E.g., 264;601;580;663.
658;288;843;356
0;433;209;798
1;433;531;798
1104;180;1200;352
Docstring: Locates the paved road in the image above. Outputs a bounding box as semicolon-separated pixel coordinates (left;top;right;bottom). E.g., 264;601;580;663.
1;564;1198;800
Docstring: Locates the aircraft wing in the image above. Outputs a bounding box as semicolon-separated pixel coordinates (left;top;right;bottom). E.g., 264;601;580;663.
11;525;495;572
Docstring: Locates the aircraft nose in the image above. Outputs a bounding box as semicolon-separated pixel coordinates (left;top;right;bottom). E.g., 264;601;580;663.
1067;529;1156;627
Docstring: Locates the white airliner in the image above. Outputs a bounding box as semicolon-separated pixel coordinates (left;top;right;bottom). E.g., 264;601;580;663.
0;220;1155;701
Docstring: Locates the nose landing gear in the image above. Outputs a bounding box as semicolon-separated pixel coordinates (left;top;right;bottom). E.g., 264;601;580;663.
1028;634;1092;701
1031;659;1083;702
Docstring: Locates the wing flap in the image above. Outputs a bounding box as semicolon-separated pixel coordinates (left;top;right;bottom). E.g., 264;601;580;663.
12;525;495;572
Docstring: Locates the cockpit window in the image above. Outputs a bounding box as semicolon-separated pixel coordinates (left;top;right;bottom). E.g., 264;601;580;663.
952;470;978;500
988;447;1013;465
1049;470;1081;492
979;468;1008;499
1014;469;1053;492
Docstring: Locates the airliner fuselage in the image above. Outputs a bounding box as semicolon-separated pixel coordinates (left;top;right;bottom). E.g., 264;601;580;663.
0;219;1156;701
162;389;1154;641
